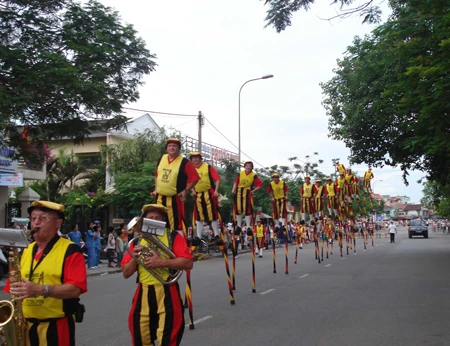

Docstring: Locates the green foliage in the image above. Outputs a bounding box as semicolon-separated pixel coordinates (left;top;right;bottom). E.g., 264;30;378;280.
262;0;382;33
1;0;156;160
421;181;450;217
321;0;450;185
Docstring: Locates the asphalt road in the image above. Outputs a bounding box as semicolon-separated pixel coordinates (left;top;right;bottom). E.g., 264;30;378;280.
1;227;450;346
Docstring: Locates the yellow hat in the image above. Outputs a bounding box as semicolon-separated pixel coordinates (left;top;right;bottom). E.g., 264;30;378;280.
326;177;332;181
28;200;65;219
305;175;311;180
271;173;280;178
315;179;322;183
141;204;168;214
189;151;203;158
165;138;181;148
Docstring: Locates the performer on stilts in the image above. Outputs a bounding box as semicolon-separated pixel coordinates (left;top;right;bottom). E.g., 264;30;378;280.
324;177;338;222
300;176;315;222
189;152;222;240
313;179;324;221
232;161;263;233
363;167;375;196
267;173;289;229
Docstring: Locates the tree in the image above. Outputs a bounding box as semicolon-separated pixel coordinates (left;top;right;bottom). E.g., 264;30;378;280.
321;0;450;185
262;0;383;32
421;181;450;217
1;0;156;159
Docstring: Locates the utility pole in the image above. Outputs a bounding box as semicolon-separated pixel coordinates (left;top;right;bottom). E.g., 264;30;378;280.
198;111;204;153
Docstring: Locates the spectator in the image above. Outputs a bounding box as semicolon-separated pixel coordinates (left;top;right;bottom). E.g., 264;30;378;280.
93;221;102;266
68;224;82;247
116;233;124;267
85;222;100;269
388;221;397;243
119;222;132;250
105;226;116;268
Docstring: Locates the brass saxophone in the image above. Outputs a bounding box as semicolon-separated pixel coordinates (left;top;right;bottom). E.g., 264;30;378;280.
0;229;33;346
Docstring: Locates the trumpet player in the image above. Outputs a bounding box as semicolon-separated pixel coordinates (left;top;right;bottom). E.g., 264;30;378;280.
4;200;87;346
122;204;193;346
151;138;199;235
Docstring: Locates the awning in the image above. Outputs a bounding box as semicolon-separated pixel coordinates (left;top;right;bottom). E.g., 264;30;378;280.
259;213;273;219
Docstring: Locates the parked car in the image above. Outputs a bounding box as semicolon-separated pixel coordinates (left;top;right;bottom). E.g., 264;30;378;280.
408;219;428;239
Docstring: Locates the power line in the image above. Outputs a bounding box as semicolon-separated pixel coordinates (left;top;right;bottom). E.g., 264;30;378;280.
122;107;197;117
203;117;266;168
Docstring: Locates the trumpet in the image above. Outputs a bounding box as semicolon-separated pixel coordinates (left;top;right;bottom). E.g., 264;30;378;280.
127;217;182;285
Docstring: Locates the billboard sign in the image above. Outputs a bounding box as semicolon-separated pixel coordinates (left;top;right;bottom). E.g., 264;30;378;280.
0;173;23;187
184;136;238;166
0;146;18;173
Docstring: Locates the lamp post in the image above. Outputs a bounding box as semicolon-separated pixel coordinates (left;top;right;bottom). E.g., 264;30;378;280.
238;74;274;165
372;180;383;192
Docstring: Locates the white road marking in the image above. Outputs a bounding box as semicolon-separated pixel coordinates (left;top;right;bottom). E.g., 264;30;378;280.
260;289;275;295
325;264;331;267
185;315;213;328
363;250;366;252
341;257;346;260
299;274;310;278
100;273;109;276
354;253;357;256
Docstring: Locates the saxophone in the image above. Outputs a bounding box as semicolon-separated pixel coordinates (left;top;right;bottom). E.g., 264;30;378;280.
0;244;29;346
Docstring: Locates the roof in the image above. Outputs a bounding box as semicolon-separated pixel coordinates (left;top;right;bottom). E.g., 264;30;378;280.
403;204;422;211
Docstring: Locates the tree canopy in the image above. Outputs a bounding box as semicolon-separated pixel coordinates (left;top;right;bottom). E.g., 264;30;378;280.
321;0;450;185
262;0;383;32
0;0;156;159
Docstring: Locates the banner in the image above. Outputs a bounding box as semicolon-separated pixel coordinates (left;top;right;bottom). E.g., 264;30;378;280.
0;173;23;187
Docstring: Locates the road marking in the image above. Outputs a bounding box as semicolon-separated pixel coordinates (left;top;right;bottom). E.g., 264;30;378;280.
325;264;331;267
260;289;275;295
299;274;310;278
363;250;366;252
354;253;357;256
341;257;346;260
100;273;109;276
185;315;213;328
376;244;380;246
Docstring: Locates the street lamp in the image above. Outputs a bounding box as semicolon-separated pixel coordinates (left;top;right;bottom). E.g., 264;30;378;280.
238;74;274;165
372;180;383;192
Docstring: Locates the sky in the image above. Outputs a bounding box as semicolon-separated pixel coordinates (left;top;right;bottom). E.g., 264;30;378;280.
99;0;425;203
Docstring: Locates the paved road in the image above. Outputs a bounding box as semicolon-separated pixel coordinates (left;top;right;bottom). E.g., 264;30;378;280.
1;227;450;346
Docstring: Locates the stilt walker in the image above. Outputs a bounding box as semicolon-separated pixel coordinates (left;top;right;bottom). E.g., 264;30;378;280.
247;229;256;293
300;176;315;222
267;173;289;229
219;230;235;305
272;232;277;274
282;225;289;274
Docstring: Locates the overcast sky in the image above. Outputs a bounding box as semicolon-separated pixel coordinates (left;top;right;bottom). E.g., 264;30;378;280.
100;0;425;203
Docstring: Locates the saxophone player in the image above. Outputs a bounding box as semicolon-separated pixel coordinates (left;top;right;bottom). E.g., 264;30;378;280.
122;204;193;346
4;200;87;346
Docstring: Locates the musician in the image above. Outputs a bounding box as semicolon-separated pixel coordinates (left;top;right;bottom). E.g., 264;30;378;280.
267;173;289;228
232;161;263;231
313;179;324;219
323;177;338;218
253;219;265;258
300;176;314;221
5;200;87;345
122;204;193;346
151;138;200;233
189;152;221;239
363;167;375;194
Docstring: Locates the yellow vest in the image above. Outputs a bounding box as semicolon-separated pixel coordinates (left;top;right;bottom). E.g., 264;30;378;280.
302;183;313;198
156;154;183;196
238;171;255;190
345;173;353;184
315;185;324;198
337;177;346;189
21;237;79;319
326;183;336;197
364;171;372;180
336;164;345;174
270;180;285;199
256;225;264;238
194;163;213;193
138;232;171;286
